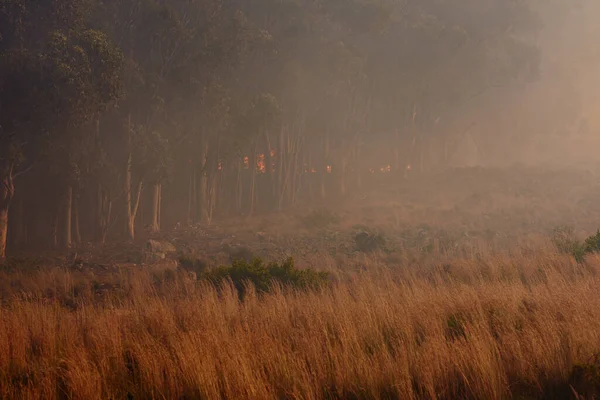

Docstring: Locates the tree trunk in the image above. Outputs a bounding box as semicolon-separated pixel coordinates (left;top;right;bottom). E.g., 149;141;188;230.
249;144;257;215
0;169;14;260
197;139;209;223
236;159;243;214
96;183;112;244
0;207;8;260
199;170;208;222
52;212;59;250
62;185;72;249
73;193;81;246
187;168;195;224
151;183;161;233
125;113;143;241
14;195;27;248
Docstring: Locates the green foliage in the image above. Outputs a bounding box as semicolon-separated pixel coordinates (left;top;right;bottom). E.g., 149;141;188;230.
552;228;600;263
178;256;208;277
302;208;341;230
202;257;329;296
583;231;600;254
552;226;587;263
354;229;386;253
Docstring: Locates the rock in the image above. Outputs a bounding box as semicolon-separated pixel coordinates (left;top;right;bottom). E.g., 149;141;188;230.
146;239;177;254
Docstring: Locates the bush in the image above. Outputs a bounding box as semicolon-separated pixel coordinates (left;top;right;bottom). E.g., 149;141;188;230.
178;256;208;277
301;208;341;230
202;257;329;297
354;230;386;253
552;227;586;263
583;231;600;254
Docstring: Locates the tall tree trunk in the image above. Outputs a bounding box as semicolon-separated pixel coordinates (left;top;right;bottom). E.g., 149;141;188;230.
151;183;161;233
249;143;257;215
0;207;7;260
187;168;196;224
320;132;330;200
14;195;26;248
125;113;143;241
236;159;243;214
0;168;14;260
198;139;209;222
62;185;73;249
73;190;81;246
52;212;59;250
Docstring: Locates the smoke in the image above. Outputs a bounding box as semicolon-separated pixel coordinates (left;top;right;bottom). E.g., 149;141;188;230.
456;1;600;168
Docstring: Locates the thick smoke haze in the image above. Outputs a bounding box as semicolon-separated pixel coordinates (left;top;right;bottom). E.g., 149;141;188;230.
1;0;599;256
466;0;600;167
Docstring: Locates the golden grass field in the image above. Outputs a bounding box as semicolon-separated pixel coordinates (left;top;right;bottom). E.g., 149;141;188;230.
4;166;600;399
3;247;600;399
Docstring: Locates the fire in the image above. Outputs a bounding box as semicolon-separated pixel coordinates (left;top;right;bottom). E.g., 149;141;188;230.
270;149;276;157
406;164;412;171
326;165;332;173
217;161;223;171
243;156;249;169
380;165;391;173
369;168;375;173
257;154;266;173
311;168;316;173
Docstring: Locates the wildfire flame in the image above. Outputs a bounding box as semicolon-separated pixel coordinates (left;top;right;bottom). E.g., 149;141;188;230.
326;165;332;173
243;156;249;169
257;154;266;173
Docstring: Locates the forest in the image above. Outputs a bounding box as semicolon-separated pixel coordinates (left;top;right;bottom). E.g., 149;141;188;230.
0;0;586;259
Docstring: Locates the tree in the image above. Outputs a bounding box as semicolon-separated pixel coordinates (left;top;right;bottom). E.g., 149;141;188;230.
0;0;123;257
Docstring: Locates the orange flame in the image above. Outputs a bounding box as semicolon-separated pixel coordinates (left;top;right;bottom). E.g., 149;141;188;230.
257;154;266;173
326;165;332;173
243;156;249;169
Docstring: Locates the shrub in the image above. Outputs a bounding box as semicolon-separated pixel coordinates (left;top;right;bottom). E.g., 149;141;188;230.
552;226;586;263
178;256;208;277
202;257;329;297
583;231;600;254
301;208;341;230
354;230;386;253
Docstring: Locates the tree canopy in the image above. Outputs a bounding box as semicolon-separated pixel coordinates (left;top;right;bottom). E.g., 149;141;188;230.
0;0;569;258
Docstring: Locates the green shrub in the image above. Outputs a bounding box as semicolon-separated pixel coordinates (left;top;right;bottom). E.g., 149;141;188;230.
301;208;341;230
202;257;329;297
354;230;386;253
552;226;586;263
583;230;600;254
178;256;208;277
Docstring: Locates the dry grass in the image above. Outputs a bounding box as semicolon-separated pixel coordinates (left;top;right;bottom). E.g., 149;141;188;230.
2;248;600;399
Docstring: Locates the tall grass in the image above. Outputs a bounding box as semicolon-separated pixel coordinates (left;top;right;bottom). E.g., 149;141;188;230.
2;250;600;399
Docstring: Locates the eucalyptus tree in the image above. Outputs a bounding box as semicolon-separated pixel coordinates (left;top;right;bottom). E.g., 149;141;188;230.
0;0;123;255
